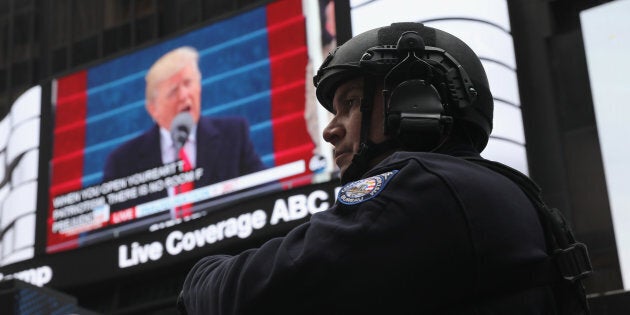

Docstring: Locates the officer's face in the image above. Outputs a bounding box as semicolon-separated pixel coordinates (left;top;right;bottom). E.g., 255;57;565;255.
323;77;388;176
147;62;202;130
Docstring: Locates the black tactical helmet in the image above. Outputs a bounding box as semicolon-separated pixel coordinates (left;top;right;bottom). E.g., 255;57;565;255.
314;22;493;151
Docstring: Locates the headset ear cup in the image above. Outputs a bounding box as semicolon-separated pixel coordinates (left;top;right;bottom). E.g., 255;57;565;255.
385;79;448;150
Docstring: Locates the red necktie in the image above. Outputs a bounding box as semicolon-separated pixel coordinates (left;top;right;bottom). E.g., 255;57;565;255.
175;148;194;218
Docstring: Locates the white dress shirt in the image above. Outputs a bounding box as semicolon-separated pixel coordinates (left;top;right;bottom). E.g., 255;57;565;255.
159;126;197;200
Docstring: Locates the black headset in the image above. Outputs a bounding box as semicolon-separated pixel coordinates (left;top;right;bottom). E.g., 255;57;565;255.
359;31;478;151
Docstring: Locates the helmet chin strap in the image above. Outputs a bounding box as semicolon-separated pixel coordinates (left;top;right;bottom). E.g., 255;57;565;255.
342;139;398;184
340;77;398;184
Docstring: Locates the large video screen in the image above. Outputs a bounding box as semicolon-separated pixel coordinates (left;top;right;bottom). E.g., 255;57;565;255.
47;0;325;254
581;0;630;289
0;86;41;267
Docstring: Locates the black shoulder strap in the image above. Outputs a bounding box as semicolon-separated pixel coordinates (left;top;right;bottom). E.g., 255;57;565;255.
463;157;592;314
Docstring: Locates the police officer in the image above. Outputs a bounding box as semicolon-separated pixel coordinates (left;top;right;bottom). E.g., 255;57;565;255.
178;22;590;314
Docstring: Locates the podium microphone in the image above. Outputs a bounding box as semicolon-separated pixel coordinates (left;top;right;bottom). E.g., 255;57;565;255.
170;112;194;150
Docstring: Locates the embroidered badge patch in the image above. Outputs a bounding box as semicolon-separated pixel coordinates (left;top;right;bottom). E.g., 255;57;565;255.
338;170;399;205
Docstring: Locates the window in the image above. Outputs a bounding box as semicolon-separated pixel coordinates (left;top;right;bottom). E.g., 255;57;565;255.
52;0;71;45
12;13;32;61
105;0;131;28
72;0;102;39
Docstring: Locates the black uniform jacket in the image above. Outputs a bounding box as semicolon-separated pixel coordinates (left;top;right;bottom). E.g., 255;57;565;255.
180;149;556;314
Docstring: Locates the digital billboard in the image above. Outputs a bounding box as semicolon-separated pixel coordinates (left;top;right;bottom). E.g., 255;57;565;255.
581;0;630;289
0;0;345;290
46;0;325;254
0;86;41;267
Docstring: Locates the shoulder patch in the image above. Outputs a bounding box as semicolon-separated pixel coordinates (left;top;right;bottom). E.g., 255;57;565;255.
338;170;399;205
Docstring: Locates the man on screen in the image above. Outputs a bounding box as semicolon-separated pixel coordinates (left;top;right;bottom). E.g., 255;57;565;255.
103;46;265;217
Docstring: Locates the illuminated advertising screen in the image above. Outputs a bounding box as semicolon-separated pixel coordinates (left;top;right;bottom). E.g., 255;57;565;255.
47;0;324;254
581;0;630;289
0;0;344;290
0;86;41;267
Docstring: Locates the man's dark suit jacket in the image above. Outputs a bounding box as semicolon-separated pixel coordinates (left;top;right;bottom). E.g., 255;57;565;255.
102;116;265;211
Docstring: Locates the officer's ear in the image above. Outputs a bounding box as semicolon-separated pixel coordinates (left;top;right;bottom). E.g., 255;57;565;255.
383;79;452;151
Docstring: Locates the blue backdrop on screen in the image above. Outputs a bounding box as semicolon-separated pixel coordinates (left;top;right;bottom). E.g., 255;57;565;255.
83;8;274;187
